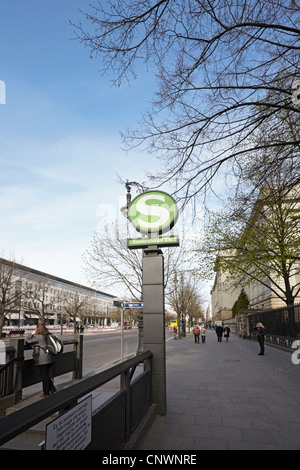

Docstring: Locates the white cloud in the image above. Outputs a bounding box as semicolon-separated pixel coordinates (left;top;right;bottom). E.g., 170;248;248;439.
0;131;151;290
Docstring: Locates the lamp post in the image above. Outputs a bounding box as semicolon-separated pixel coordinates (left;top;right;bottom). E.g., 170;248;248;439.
120;180;146;355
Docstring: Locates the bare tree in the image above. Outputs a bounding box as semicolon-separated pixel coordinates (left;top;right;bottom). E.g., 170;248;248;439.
82;221;184;299
73;0;300;203
63;290;90;333
0;257;26;336
168;271;204;337
110;304;140;327
24;278;57;324
198;175;300;307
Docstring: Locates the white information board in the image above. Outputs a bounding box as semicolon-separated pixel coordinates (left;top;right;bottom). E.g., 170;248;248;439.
45;395;92;450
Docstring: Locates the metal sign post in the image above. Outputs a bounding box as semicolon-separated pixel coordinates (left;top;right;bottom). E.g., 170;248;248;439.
114;301;144;362
123;188;179;416
142;246;166;414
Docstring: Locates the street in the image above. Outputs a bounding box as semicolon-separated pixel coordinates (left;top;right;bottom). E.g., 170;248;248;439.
81;328;175;373
82;330;140;372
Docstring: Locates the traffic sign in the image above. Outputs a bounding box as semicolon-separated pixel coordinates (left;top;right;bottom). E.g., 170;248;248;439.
124;302;143;308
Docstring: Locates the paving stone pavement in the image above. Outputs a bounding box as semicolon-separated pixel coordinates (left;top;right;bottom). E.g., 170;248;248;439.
141;330;300;450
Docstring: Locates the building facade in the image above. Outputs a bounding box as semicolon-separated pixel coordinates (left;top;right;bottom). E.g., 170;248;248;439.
0;258;116;328
210;269;300;323
210;184;300;322
210;267;240;323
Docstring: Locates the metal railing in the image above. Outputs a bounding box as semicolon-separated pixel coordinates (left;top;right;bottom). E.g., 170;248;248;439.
225;305;300;349
0;357;16;398
248;304;300;349
0;336;83;410
0;350;154;450
248;304;300;339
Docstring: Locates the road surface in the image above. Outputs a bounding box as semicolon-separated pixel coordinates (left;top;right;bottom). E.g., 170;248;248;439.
82;330;140;372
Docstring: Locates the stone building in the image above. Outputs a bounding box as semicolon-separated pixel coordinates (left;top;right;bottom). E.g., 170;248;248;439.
210;185;300;322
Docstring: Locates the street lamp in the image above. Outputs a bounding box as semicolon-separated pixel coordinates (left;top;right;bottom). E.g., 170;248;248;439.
120;180;147;219
120;179;147;355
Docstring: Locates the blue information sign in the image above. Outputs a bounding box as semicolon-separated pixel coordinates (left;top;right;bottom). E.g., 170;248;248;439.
124;302;143;308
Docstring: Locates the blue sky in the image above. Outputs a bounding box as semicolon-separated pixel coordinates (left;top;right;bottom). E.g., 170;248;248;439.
0;1;158;290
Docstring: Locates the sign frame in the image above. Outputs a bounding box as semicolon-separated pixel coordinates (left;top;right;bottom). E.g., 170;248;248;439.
127;190;179;236
127;235;180;250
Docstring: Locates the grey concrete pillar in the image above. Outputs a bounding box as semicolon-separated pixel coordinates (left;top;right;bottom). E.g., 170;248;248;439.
142;248;166;415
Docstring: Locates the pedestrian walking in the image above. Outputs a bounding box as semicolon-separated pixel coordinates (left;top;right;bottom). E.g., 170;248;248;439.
254;322;266;355
216;325;223;342
224;326;231;342
173;326;177;340
25;323;57;397
192;325;200;343
200;325;206;343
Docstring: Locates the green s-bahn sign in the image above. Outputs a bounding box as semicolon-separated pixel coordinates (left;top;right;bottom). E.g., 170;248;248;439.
128;190;178;236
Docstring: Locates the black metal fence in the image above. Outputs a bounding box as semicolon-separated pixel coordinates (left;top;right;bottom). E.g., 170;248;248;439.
248;304;300;348
0;350;154;450
0;336;83;414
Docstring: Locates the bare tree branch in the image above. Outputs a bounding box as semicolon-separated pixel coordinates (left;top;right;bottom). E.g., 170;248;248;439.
73;0;300;203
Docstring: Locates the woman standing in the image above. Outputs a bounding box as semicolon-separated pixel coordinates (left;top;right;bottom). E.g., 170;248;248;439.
254;322;266;356
200;325;206;343
25;323;57;397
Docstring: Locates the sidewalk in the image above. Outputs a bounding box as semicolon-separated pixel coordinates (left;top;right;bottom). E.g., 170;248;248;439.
141;330;300;450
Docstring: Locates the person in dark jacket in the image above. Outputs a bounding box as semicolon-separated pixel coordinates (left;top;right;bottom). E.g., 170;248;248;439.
216;325;223;342
254;322;266;355
224;326;231;342
25;323;56;397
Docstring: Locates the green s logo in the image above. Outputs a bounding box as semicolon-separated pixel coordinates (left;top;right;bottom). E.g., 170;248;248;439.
128;191;178;235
